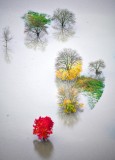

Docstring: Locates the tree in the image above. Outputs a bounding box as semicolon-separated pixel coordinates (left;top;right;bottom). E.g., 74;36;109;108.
22;11;51;39
33;116;54;140
55;49;82;81
56;48;82;70
2;27;13;62
52;9;76;30
89;59;106;77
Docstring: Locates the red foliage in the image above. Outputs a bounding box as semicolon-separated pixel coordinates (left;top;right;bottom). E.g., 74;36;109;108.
33;116;54;140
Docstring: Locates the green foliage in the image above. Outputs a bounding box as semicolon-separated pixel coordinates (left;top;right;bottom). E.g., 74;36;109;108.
76;76;105;109
64;103;76;113
22;11;51;29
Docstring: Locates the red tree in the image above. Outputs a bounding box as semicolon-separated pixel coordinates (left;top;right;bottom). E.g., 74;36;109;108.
33;116;54;140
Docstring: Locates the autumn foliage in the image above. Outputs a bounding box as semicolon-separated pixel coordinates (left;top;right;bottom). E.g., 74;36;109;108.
56;61;82;80
33;116;54;140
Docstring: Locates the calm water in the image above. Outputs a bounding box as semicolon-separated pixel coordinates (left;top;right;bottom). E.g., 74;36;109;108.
0;0;115;160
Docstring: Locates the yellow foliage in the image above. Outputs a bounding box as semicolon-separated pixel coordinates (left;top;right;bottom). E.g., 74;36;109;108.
56;61;82;80
63;99;71;106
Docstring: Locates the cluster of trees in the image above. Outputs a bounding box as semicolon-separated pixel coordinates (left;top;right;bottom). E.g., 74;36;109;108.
1;8;106;111
55;48;106;111
1;8;76;59
22;9;76;49
55;49;84;113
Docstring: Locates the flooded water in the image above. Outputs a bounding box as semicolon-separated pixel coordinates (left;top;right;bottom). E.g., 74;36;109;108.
0;0;115;160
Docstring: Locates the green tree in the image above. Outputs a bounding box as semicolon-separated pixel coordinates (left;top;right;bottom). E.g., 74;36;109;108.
22;11;51;38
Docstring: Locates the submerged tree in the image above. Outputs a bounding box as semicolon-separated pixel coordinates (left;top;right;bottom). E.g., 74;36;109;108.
52;9;76;30
56;49;82;80
56;48;82;70
89;59;106;78
22;11;51;39
2;27;13;62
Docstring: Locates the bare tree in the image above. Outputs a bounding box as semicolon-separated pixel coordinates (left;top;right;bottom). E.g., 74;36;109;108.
55;48;82;70
89;59;106;77
2;27;13;62
52;9;76;30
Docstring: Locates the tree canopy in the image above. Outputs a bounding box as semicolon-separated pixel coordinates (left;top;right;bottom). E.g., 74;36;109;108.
89;59;105;74
56;48;82;70
22;11;51;38
53;9;76;29
23;11;51;28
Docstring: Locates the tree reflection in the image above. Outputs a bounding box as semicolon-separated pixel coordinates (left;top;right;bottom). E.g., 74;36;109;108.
52;8;76;42
55;49;106;111
56;78;84;114
53;27;75;42
76;76;105;109
55;49;84;114
25;31;48;51
22;11;51;51
3;50;12;63
58;109;79;127
33;140;54;159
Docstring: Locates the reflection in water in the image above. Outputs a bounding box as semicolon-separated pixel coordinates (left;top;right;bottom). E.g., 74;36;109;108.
76;76;105;109
25;32;48;51
55;49;105;110
87;90;104;109
33;140;54;159
55;78;76;90
22;11;51;51
55;49;84;115
3;50;12;63
56;79;84;114
53;27;75;42
52;8;76;42
58;109;79;127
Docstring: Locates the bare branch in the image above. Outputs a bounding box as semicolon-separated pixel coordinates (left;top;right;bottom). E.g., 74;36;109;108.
55;48;82;70
53;9;76;30
89;59;106;78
